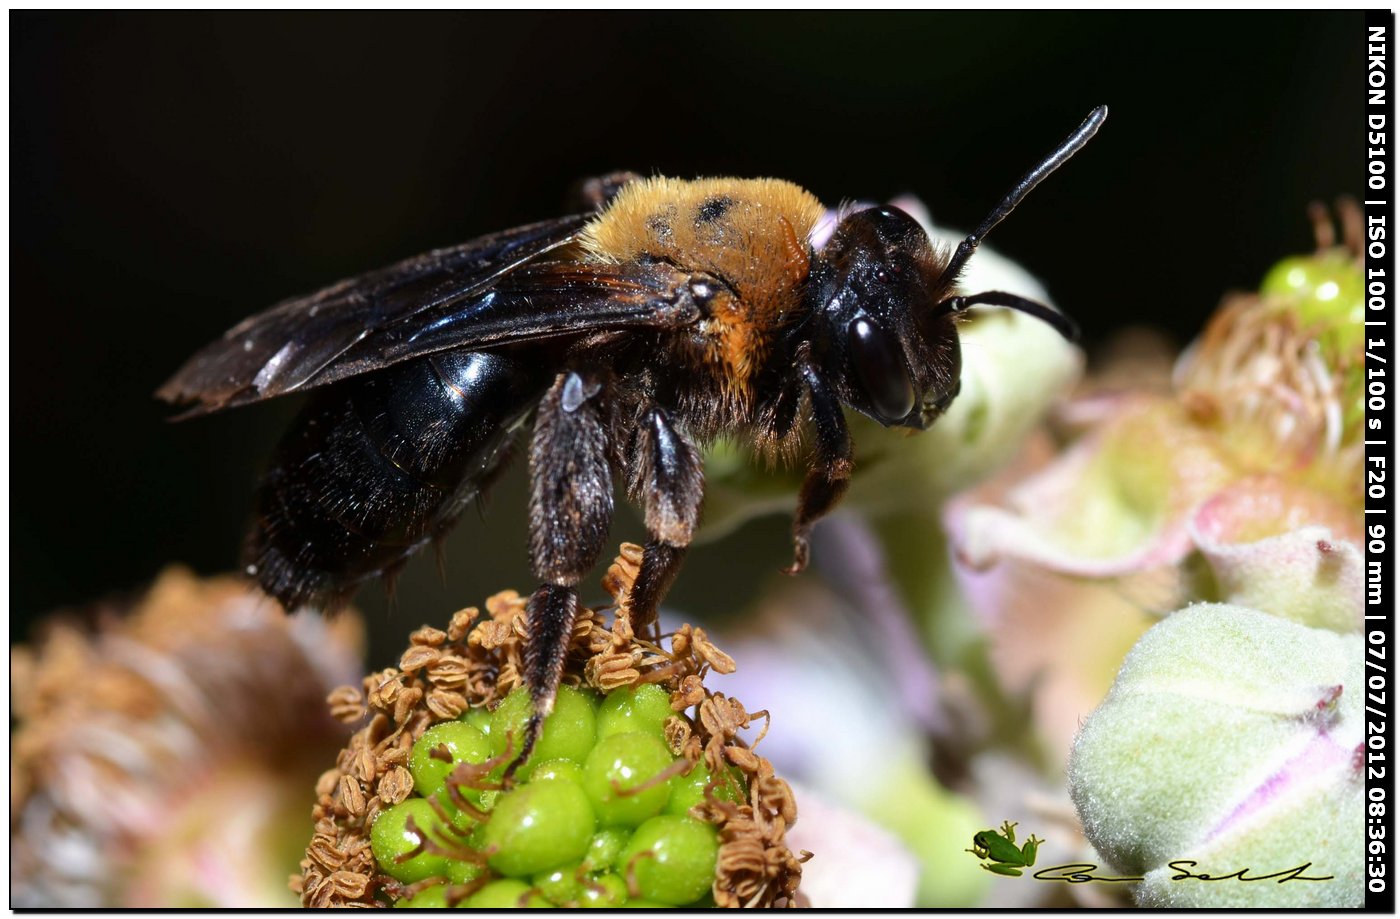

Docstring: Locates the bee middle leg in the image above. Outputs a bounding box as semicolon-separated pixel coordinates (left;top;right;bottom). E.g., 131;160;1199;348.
624;406;704;632
785;356;854;575
516;371;615;775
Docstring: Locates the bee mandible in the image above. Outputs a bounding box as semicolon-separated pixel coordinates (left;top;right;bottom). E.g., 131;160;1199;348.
160;106;1107;766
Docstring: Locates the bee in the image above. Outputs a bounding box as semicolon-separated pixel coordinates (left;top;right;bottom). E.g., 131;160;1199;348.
160;106;1106;766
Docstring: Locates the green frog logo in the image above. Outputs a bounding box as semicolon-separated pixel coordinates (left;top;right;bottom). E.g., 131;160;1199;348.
966;821;1043;877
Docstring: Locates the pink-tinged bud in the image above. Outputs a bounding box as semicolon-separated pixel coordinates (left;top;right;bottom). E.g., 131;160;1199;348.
1189;477;1363;632
1069;604;1362;908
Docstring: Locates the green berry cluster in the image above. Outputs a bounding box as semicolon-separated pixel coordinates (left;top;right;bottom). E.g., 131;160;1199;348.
1260;250;1363;356
371;683;738;908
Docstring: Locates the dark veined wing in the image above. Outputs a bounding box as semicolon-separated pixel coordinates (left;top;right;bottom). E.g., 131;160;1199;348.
158;214;594;413
312;260;702;387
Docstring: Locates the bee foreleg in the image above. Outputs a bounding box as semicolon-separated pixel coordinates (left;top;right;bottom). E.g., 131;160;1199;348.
624;406;704;632
516;371;615;777
785;359;853;575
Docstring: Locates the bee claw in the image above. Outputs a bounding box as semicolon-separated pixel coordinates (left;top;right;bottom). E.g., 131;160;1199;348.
502;712;545;785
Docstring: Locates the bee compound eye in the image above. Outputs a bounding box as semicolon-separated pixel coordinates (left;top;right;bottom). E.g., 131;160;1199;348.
848;317;916;423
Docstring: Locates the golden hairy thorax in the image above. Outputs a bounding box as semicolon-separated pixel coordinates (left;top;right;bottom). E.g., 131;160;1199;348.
580;178;826;403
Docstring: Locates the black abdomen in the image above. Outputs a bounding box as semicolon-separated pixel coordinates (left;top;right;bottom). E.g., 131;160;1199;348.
246;349;550;610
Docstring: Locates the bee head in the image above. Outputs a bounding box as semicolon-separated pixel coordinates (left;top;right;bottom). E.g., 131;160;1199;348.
809;204;962;431
806;106;1103;432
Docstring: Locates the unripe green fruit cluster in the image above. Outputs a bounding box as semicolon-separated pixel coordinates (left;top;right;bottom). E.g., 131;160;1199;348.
371;683;737;908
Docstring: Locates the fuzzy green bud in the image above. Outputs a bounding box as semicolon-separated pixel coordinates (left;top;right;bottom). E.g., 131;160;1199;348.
1069;604;1363;907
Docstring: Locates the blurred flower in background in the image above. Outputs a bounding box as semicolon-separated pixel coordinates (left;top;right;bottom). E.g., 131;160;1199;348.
11;568;364;908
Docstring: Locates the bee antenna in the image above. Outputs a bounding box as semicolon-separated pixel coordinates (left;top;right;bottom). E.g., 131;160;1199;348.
935;105;1108;291
934;290;1080;341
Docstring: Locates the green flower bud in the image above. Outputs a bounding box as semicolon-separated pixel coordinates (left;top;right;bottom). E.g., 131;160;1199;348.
1069;604;1363;907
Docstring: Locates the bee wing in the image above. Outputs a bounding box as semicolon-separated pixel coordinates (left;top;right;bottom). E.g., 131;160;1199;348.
159;213;662;414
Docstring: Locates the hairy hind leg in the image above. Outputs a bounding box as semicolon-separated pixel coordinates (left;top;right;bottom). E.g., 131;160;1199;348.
514;371;614;777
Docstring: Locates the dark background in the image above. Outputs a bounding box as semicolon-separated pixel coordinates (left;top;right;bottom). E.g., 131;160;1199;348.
11;11;1363;662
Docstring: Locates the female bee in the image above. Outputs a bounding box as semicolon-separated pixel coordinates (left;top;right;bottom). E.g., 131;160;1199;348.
160;106;1106;764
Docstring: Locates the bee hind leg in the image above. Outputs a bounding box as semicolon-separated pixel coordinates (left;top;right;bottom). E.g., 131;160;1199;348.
514;372;615;779
786;354;854;575
624;406;704;633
